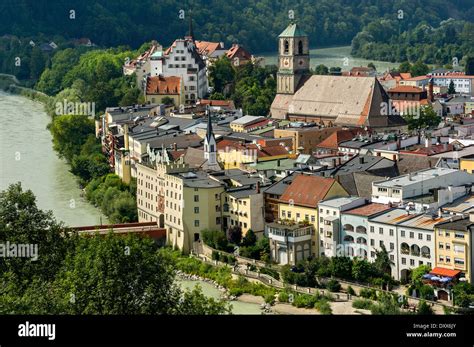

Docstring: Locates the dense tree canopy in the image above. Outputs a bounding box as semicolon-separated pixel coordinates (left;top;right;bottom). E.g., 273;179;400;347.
0;184;229;314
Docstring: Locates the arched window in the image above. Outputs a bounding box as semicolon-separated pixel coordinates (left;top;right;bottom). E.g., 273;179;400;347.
344;224;354;232
401;242;409;254
421;246;430;258
298;40;303;55
356;237;367;245
411;244;420;256
284;40;289;54
343;235;354;243
356;226;367;234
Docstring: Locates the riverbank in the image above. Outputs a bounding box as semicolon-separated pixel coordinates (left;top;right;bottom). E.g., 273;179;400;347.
0;92;107;226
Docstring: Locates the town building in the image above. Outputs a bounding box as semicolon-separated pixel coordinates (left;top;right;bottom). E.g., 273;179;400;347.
318;196;367;257
341;203;392;259
274;126;340;154
270;24;405;129
145;75;184;106
273;173;349;258
371;168;474;204
434;213;474;285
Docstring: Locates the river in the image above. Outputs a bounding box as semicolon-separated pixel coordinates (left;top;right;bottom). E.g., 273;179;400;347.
177;279;263;314
0;91;107;227
261;45;399;72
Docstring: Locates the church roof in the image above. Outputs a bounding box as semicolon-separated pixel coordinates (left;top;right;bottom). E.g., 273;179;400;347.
279;23;307;38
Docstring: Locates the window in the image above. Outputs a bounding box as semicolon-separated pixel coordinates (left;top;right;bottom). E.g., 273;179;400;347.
287;212;292;218
370;226;374;233
439;256;444;262
402;258;406;265
401;230;405;237
311;215;315;222
371;251;376;258
454;258;465;266
379;228;383;235
410;259;415;266
320;217;323;223
282;211;286;218
305;214;309;221
370;239;374;246
298;40;303;54
446;256;451;263
446;243;451;250
283;40;289;54
379;241;384;248
418;233;423;240
409;232;414;239
427;235;431;241
390;255;394;261
389;229;394;236
194;207;199;213
439;242;444;249
454;232;465;239
194;195;199;202
296;213;300;219
390;242;394;250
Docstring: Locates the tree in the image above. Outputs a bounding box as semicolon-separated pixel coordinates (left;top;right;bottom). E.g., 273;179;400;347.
330;257;353;279
241;229;257;247
404;105;441;131
161;96;175;106
465;56;474;75
313;64;329;75
374;245;393;277
226;225;242;245
410;61;429;77
399;61;412;73
209;56;235;95
352;258;375;283
410;264;431;285
367;62;376;71
49;114;95;162
448;80;456;94
417;300;433;315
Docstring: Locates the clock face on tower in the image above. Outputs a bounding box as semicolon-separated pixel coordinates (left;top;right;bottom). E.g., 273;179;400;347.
298;59;305;66
282;57;290;68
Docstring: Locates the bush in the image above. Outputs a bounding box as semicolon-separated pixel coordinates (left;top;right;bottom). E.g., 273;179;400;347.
259;267;280;280
347;286;356;296
264;293;275;304
314;299;332;314
417;300;434;315
352;298;374;310
360;288;378;300
278;291;290;303
211;251;220;261
326;279;341;292
293;294;318;308
220;254;228;263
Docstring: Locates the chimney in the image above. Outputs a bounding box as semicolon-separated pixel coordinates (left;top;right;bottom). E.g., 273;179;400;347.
173;143;177;151
359;156;364;164
256;181;260;194
124;124;129;151
428;78;434;102
425;137;430;148
332;158;337;167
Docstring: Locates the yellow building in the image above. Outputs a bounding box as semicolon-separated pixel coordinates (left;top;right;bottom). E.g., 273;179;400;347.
229;115;264;132
434;213;474;283
224;185;264;235
460;156;474;174
276;174;349;257
274;127;339;154
145;75;184;106
217;139;290;170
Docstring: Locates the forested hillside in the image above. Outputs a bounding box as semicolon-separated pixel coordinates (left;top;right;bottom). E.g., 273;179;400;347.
1;0;473;53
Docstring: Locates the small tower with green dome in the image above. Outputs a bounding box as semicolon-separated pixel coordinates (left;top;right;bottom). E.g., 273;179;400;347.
277;22;310;94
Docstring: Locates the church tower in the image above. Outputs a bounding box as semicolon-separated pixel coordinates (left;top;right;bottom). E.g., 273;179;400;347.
204;107;217;165
277;22;310;94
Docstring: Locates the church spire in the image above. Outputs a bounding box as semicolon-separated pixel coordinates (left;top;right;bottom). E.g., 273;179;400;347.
187;10;194;41
204;105;217;165
205;105;214;143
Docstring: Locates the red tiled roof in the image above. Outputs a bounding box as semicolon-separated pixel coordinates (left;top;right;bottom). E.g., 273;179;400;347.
146;76;181;95
388;86;424;93
400;73;412;80
261;145;289;156
399;144;453;156
195;41;223;56
429;267;461;278
199;99;234;107
244;119;271;130
317;129;366;150
226;44;252;60
280;174;337;208
345;203;391;217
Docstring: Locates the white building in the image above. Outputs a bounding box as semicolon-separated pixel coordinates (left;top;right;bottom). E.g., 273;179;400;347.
430;75;474;96
371;168;474;204
318;196;366;257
